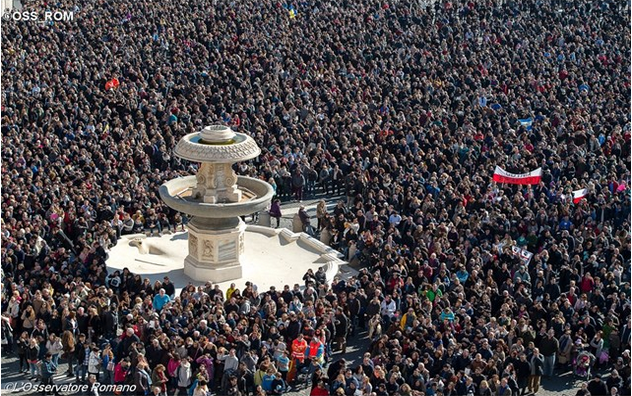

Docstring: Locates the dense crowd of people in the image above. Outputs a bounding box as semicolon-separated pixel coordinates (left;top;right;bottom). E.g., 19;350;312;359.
1;0;631;395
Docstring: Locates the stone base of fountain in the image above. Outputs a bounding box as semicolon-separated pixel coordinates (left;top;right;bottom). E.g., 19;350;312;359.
183;257;243;283
106;226;355;293
184;219;246;282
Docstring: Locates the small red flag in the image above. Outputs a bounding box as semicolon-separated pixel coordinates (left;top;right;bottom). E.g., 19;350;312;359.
105;78;120;90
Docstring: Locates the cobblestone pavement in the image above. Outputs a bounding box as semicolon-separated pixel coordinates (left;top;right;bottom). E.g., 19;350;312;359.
0;330;368;396
1;332;596;396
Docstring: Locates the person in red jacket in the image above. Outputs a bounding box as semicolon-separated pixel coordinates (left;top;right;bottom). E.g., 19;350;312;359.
113;358;131;389
309;380;329;396
289;334;308;383
306;337;324;363
291;334;308;363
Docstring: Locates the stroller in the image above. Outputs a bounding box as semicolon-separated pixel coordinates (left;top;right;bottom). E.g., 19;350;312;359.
573;349;595;379
293;356;323;390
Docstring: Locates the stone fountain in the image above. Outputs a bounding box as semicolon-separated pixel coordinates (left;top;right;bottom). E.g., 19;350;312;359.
159;125;274;282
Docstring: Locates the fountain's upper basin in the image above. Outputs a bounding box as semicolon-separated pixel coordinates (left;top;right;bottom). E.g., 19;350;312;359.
174;131;261;164
159;176;274;218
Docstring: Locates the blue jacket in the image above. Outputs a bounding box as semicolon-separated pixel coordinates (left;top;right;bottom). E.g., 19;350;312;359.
41;360;57;378
261;374;275;392
153;294;170;311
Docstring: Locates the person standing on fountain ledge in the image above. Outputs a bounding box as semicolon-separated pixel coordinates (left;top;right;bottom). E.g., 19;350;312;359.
299;206;315;236
269;199;282;228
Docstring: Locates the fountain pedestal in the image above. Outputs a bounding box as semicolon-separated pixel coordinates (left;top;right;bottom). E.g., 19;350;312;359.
184;218;246;282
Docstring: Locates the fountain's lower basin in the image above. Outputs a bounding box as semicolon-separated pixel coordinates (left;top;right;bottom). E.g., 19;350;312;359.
159;176;274;218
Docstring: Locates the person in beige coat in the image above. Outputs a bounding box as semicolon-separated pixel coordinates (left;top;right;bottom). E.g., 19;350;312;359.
316;200;328;231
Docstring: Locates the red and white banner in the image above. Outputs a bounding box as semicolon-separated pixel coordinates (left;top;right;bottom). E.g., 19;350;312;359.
493;166;542;185
572;188;588;204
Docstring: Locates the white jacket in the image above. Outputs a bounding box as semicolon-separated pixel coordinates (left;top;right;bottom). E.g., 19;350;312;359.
46;339;63;355
88;352;101;374
8;300;20;318
177;363;192;388
380;299;396;318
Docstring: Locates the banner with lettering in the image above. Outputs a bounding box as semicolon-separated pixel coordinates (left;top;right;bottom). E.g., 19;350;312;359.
493;166;542;185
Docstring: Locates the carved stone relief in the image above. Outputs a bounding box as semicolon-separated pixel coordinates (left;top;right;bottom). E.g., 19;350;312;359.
202;240;214;259
189;234;198;257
